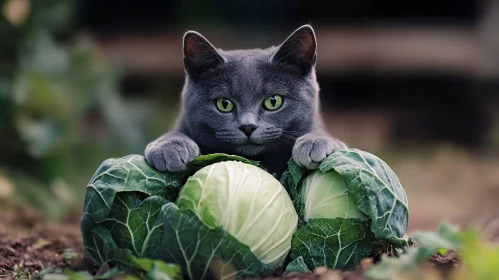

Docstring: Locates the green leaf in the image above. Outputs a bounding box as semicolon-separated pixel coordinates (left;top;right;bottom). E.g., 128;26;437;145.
63;267;125;280
186;153;262;173
55;260;179;280
279;159;309;200
320;149;409;247
38;267;125;280
290;218;377;271
93;267;127;279
363;251;418;280
82;225;137;267
145;261;183;280
156;203;273;279
127;257;182;280
82;193;168;265
280;160;310;226
81;154;184;265
62;269;92;280
364;222;461;280
285;256;311;274
437;248;448;256
80;224;181;279
83;154;183;221
457;229;499;280
410;222;460;262
292;196;307;228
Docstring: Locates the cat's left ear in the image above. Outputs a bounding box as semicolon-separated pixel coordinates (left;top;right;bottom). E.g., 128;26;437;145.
271;25;317;73
183;31;226;79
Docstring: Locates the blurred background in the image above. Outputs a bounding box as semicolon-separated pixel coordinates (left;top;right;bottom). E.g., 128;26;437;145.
0;0;498;231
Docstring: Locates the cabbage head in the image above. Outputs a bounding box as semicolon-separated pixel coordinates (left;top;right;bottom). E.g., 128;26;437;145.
81;154;296;279
177;161;298;268
282;149;410;272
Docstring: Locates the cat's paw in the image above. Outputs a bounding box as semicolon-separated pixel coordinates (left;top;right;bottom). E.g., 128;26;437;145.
292;133;347;169
145;134;200;173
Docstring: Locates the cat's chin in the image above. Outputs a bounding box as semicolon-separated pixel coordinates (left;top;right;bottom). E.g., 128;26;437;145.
235;143;266;157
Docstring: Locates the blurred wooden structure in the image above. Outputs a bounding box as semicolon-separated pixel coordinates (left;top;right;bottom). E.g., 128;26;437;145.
94;26;479;77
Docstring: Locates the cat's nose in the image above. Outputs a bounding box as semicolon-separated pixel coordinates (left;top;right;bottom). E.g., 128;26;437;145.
239;124;257;137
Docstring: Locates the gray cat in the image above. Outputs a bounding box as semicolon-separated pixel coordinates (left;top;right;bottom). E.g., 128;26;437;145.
145;25;346;175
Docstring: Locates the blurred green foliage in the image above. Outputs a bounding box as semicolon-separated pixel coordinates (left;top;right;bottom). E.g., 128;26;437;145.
365;222;499;280
0;0;149;219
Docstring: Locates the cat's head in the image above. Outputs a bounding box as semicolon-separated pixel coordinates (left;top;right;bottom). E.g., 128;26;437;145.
180;25;321;158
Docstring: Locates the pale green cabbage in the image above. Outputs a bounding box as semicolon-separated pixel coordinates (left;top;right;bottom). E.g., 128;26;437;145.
177;161;298;268
300;170;368;221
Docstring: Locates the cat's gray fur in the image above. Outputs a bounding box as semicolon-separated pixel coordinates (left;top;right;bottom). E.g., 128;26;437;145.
145;25;346;175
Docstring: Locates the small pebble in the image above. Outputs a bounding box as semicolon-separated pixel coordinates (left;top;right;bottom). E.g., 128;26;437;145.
360;258;374;269
314;266;328;275
320;270;341;280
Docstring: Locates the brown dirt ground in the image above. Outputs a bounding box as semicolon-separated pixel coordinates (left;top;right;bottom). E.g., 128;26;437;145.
0;208;98;279
0;207;459;280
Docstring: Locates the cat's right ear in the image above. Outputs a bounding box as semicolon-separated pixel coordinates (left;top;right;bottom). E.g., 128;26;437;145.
271;25;317;74
183;31;226;79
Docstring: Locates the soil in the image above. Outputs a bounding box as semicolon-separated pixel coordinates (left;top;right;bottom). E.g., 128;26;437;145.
0;208;459;280
0;208;98;279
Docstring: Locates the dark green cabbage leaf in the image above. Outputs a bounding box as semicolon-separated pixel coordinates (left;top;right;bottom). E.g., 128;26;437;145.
289;218;378;271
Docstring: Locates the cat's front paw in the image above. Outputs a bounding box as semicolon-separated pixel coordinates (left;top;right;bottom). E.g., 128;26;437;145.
292;133;347;169
145;134;200;173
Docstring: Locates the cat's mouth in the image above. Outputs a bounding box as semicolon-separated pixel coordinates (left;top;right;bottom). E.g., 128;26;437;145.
236;142;266;156
216;136;272;156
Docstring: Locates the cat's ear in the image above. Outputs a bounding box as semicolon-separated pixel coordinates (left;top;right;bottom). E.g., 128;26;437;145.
271;25;317;73
183;31;226;78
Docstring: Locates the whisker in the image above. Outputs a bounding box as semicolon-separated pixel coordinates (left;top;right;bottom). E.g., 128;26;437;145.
273;140;286;150
281;131;305;136
280;134;298;142
275;137;295;146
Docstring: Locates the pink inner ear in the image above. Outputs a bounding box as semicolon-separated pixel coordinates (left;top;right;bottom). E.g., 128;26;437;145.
303;34;313;46
184;35;203;60
302;33;315;52
295;29;316;60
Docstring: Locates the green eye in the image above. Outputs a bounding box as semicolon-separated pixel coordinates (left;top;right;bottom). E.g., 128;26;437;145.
263;95;283;110
216;98;234;112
